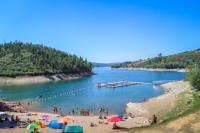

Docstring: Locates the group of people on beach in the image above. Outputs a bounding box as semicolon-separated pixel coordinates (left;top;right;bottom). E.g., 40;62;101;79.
27;101;33;106
0;115;20;124
99;107;109;115
50;106;110;117
0;114;20;128
98;114;107;119
53;106;59;113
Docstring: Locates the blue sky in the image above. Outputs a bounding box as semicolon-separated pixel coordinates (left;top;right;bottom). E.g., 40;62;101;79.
0;0;200;63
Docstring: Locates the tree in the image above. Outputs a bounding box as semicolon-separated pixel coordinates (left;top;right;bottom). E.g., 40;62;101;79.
158;53;162;62
0;41;93;76
186;65;200;91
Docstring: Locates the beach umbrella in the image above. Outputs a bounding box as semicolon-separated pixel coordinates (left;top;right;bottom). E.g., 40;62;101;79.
62;125;83;133
58;117;71;123
108;116;122;123
26;123;39;130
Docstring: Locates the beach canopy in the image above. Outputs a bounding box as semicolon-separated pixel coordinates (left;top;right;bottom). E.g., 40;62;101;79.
58;117;71;123
48;120;63;129
0;112;6;115
108;116;122;123
0;121;17;128
0;112;9;119
27;123;39;130
62;125;83;133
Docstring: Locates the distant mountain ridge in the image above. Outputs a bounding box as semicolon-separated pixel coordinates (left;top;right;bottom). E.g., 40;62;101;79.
113;49;200;69
92;62;121;67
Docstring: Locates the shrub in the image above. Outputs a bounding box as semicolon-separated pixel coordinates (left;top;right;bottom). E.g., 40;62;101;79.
186;66;200;91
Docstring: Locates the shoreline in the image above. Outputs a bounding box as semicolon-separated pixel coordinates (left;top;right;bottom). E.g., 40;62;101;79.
114;67;186;72
0;80;191;133
0;72;93;85
1;80;189;117
126;80;191;120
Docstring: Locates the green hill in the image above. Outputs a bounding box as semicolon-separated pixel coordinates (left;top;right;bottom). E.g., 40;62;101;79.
92;62;121;67
113;49;200;69
0;41;92;77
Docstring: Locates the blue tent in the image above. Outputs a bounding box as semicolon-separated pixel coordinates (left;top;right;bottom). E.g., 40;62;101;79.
0;121;17;128
62;125;83;133
48;120;63;129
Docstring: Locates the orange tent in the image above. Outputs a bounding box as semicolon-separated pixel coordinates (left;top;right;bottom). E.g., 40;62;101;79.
58;117;71;123
39;121;47;128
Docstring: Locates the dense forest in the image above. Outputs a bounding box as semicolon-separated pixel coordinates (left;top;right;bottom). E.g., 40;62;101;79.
113;49;200;69
0;41;92;77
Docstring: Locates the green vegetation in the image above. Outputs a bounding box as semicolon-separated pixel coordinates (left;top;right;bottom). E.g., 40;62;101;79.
127;89;200;132
187;66;200;91
160;90;194;123
127;66;200;132
113;49;200;69
0;41;92;77
160;90;195;123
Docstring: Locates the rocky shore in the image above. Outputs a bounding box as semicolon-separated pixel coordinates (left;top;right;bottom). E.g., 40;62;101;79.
0;99;27;113
0;72;92;85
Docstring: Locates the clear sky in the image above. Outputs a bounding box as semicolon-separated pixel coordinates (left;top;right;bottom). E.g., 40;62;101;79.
0;0;200;63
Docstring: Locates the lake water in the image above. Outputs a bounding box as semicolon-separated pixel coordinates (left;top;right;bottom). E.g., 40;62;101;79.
0;67;185;115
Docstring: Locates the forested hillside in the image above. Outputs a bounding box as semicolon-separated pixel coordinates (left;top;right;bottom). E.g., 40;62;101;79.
0;41;92;76
113;49;200;69
92;62;120;67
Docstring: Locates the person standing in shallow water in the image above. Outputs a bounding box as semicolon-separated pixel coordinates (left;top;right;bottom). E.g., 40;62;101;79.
52;106;58;113
106;108;109;115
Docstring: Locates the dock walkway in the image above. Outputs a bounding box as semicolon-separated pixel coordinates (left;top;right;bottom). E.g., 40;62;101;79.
96;81;144;88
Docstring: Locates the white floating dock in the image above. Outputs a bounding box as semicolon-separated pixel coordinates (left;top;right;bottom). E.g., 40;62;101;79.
96;81;144;88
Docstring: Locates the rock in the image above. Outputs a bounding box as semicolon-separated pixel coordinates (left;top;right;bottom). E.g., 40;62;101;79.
0;100;27;113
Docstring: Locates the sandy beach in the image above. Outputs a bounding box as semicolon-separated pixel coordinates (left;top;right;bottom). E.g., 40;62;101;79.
0;80;191;133
126;81;191;120
0;111;150;133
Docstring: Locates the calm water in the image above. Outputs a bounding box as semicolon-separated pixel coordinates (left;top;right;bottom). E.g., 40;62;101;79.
0;67;185;115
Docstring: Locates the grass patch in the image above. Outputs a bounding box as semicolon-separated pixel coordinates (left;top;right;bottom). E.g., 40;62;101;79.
160;90;192;123
161;90;200;124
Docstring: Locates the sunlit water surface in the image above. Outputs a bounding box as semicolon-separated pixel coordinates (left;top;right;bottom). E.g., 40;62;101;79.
0;67;185;115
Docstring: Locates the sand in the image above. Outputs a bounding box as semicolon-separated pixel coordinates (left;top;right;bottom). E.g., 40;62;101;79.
126;81;191;120
0;112;150;133
0;72;92;85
